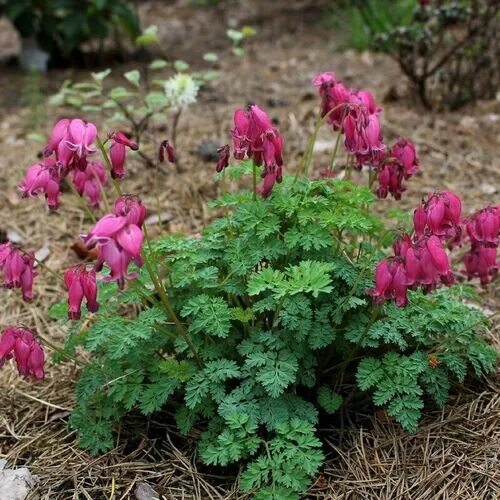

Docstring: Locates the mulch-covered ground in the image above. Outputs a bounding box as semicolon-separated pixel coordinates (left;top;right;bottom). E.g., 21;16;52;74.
0;1;499;498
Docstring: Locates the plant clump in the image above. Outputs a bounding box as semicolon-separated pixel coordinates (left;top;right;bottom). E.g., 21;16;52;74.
0;69;498;499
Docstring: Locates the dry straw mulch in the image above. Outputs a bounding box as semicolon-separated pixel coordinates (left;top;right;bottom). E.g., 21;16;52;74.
1;362;499;499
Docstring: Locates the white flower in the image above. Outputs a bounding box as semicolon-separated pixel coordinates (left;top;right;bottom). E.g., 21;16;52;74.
164;74;199;108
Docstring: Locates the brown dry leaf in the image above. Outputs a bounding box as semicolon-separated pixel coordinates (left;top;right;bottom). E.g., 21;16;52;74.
71;241;97;261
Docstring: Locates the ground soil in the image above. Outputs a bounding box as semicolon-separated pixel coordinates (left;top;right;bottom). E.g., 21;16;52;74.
0;1;499;498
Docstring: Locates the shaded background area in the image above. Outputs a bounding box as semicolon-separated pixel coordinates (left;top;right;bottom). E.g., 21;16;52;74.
0;1;499;498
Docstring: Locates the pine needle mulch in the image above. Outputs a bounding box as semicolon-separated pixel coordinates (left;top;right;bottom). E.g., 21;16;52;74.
1;358;499;499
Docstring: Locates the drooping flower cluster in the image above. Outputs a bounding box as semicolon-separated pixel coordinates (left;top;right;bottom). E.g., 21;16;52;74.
413;191;462;240
231;104;284;197
370;191;461;306
313;72;419;199
83;195;146;289
0;327;45;379
19;119;137;209
463;205;499;284
19;158;66;210
0;242;36;302
376;138;419;200
64;266;99;320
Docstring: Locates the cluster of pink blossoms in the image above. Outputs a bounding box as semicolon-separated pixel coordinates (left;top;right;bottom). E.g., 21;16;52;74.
0;327;45;379
19;118;137;209
462;206;499;284
372;189;499;306
64;266;99;320
0;119;150;381
0;242;36;302
313;72;419;200
82;195;146;291
228;104;284;197
371;191;461;306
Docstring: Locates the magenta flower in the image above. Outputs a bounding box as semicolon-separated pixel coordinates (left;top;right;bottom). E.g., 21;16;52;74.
0;327;45;380
47;118;98;168
158;140;176;164
466;206;499;247
72;161;108;208
230;104;285;197
369;258;408;307
64;266;99;320
64;119;98;161
413;203;427;237
19;159;64;210
84;214;127;248
216;145;230;173
463;245;498;285
113;195;147;228
413;191;462;239
375;138;419;200
44;118;70;157
343;106;385;165
391;137;419;175
312;72;350;129
0;243;37;302
96;239;139;289
376;162;405;200
109;131;138;179
83;196;146;289
403;235;453;291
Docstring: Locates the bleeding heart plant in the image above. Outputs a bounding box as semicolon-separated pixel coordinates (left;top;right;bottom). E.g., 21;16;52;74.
1;70;498;500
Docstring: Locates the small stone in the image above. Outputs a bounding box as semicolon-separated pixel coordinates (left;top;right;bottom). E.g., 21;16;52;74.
0;460;39;500
480;183;497;195
194;139;220;162
135;482;159;500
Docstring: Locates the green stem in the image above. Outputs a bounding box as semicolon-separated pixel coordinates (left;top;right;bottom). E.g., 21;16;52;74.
34;257;62;282
295;103;346;180
344;154;353;181
142;224;203;367
328;129;342;175
252;161;257;201
94;171;111;213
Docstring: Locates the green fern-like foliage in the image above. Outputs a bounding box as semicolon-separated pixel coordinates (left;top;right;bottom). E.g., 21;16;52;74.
56;175;497;498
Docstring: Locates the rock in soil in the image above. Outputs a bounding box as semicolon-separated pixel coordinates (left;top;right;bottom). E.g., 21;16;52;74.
0;460;39;500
